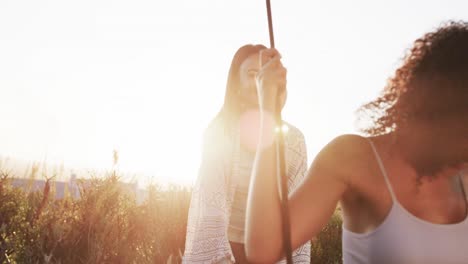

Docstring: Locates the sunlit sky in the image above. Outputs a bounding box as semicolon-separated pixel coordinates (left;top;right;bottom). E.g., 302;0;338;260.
1;0;467;186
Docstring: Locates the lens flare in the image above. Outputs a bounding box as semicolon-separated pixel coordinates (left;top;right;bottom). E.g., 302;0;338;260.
239;110;276;151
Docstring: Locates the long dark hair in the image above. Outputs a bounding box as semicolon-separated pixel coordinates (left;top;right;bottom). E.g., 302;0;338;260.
215;44;267;132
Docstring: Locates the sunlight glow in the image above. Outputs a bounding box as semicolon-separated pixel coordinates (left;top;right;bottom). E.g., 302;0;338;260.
275;124;289;134
0;0;466;186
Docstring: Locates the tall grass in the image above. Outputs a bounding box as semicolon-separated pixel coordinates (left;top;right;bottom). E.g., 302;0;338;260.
0;169;191;264
0;167;342;264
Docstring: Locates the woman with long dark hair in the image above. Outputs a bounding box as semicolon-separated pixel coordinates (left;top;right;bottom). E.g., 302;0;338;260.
183;45;311;263
246;21;468;264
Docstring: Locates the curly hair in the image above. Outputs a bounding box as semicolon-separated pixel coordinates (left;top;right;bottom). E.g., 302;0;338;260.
358;21;468;175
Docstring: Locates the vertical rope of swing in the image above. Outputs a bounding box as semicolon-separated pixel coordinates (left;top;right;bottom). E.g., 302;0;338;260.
266;0;275;48
265;1;293;263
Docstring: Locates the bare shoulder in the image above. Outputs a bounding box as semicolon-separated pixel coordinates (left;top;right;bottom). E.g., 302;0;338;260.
310;134;372;184
315;134;370;161
327;134;370;153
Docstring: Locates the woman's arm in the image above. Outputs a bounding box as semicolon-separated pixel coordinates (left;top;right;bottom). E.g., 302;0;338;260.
245;133;352;263
244;48;352;263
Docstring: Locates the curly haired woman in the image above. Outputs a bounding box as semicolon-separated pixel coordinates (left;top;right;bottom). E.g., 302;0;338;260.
246;21;468;264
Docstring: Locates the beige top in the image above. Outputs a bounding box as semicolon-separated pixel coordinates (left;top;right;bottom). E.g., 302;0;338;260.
183;118;311;263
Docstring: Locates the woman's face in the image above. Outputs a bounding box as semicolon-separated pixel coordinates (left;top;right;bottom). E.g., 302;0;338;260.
238;52;286;110
397;117;468;175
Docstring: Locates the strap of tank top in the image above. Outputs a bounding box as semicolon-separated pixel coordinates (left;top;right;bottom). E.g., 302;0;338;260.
459;171;468;202
457;171;468;220
367;138;397;202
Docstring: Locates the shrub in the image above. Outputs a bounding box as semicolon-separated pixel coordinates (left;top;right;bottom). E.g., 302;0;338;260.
0;170;342;263
311;208;343;264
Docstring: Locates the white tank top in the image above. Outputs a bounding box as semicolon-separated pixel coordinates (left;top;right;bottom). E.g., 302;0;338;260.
342;139;468;264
